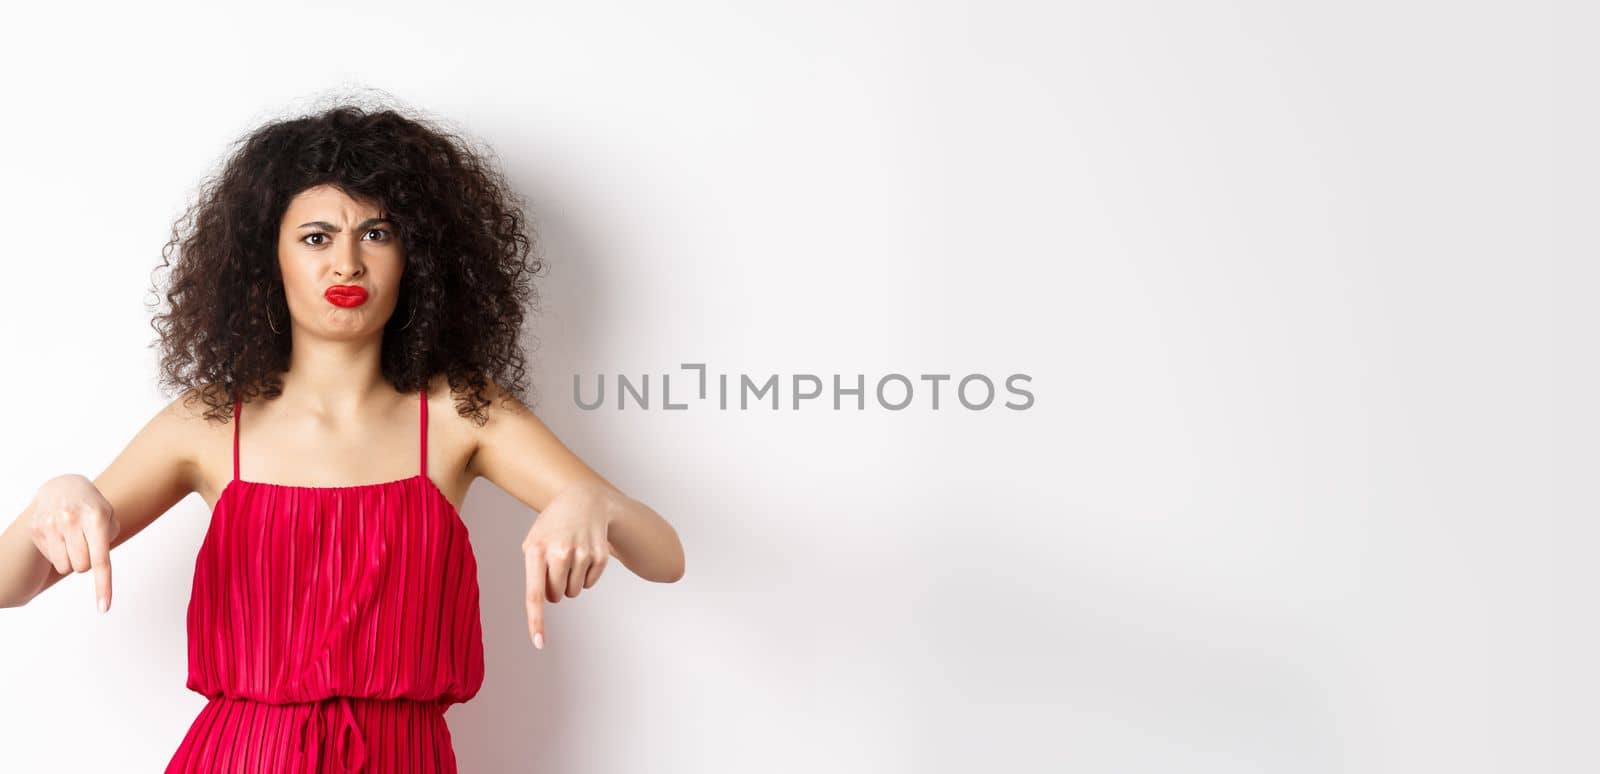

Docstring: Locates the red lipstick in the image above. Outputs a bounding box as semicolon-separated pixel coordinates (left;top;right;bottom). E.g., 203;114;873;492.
325;285;368;307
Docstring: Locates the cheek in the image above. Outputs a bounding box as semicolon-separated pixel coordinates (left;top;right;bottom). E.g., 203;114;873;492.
377;262;406;296
278;258;319;298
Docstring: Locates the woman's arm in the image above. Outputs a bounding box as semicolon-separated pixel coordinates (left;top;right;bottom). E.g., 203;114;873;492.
467;380;685;649
0;498;57;607
468;382;686;584
0;391;201;609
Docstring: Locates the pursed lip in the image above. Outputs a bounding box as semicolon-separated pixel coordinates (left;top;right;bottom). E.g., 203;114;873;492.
324;285;369;307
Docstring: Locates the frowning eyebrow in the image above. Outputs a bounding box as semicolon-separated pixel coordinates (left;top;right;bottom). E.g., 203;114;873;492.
296;217;391;231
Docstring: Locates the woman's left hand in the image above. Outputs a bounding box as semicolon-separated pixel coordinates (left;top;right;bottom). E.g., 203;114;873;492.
523;481;616;649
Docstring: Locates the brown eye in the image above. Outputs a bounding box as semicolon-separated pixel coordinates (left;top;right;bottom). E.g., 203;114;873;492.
365;228;390;241
302;233;328;246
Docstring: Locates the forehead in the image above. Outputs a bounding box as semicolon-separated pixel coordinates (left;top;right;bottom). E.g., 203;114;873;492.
283;184;383;220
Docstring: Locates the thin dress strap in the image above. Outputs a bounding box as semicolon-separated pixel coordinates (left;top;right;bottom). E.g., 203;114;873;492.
419;388;428;477
231;397;242;482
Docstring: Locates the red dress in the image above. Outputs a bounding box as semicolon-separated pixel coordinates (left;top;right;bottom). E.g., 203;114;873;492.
167;389;485;773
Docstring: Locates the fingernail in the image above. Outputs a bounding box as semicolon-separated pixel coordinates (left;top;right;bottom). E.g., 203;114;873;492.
98;596;107;613
533;632;543;649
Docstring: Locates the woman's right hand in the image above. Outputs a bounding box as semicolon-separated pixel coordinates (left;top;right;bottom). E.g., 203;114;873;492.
29;474;119;613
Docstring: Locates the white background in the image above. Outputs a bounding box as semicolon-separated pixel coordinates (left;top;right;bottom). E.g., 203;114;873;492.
0;1;1591;772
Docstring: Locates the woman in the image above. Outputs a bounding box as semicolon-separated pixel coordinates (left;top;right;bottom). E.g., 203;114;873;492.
0;101;686;772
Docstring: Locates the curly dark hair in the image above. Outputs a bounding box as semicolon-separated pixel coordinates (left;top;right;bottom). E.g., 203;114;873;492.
147;96;544;425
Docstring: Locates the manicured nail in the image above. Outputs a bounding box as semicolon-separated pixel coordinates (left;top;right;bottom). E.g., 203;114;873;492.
533;632;543;649
98;596;107;613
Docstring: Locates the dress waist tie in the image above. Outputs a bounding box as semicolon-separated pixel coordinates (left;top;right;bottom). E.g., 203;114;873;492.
295;695;369;774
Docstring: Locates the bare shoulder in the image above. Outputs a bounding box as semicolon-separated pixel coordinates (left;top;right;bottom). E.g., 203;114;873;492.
450;373;611;511
429;374;536;477
72;383;235;556
149;383;235;496
428;373;534;426
476;374;536;421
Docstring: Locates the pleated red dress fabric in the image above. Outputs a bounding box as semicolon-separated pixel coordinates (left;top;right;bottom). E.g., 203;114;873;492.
166;389;485;773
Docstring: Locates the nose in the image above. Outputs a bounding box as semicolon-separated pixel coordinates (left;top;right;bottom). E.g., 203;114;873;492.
331;235;366;279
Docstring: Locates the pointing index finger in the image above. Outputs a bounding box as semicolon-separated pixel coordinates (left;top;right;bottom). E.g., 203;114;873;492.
84;521;112;613
524;548;546;649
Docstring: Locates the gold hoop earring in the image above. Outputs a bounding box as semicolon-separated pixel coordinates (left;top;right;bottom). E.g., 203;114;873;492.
396;296;418;330
266;304;284;335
